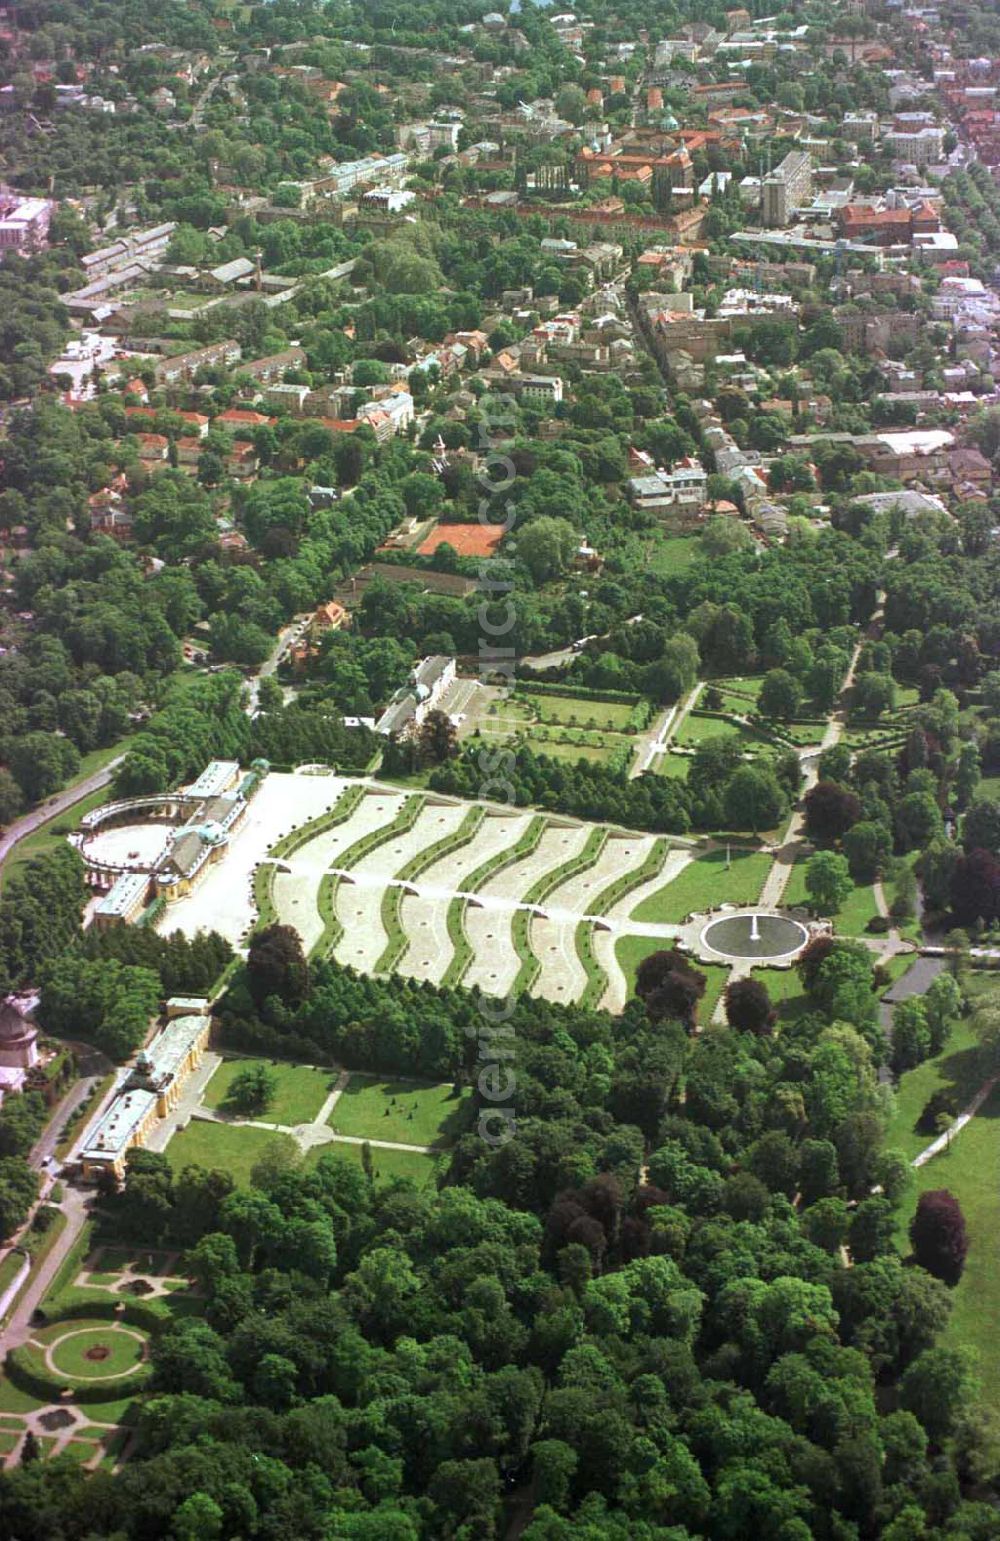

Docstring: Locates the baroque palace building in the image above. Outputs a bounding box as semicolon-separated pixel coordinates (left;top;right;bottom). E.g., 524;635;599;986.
77;999;211;1182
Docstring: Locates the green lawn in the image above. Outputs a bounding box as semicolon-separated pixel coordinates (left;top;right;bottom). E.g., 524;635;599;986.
48;1325;147;1382
203;1058;336;1125
716;676;766;702
525;734;630;768
674;713;748;747
378;766;435;790
654;751;691;780
748;964;810;1024
881;952;918;989
0;735;132;880
481;701;533;729
632;848;772;925
469;711;632;768
642;533;701;576
514;692;637;732
894;1083;1000;1415
61;1439;101;1464
782;858;880;935
0;1377;45;1414
1;786;110;887
330;1076;471;1147
833;879;881;937
307;1141;444;1189
718;691;760;716
763;720;825;747
165;1121;298;1187
886;1014;987;1164
0;1249;26;1299
782;858;810;909
76;1394;139;1425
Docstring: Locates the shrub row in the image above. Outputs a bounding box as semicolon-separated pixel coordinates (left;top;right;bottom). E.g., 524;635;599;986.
588;836;670;917
6;1341;154;1404
374;807;486;976
335;793;425;872
39;1288;169;1333
253;862;278;931
441;815;547;990
311;873;343;961
396;804;486;885
575;921;606;1010
512;828;609;998
269;782;365;860
516;681;642;706
606;739;635;776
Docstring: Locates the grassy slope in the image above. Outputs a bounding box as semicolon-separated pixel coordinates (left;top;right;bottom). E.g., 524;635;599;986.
632;848;772;925
330;1075;470;1147
893;1084;1000;1415
202;1058;337;1125
164;1122;298;1186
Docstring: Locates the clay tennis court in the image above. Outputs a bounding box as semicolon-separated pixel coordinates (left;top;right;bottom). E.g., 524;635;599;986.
417;522;505;558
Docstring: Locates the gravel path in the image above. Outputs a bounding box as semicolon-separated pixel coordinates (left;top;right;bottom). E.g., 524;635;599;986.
396;809;533;985
332;803;469;973
530;834;656;1005
464;824;589;997
530;912;587;1003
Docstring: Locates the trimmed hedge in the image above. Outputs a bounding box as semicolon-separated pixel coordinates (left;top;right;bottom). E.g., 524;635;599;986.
335;793;425;872
512;828;608;998
588;836;670;917
312;872;343;960
516;681;643;706
442;896;472;990
269;782;365;860
6;1290;164;1403
253;862;278;930
574;837;671;1009
576;921;605;1010
396;804;486;885
441;814;547;990
373;807;487;976
6;1339;154;1404
38;1289;169;1332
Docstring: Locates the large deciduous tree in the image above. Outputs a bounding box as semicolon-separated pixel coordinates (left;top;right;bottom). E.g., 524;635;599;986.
247;923;309;1007
909;1189;968;1286
803;781;861;845
805;850;853;916
724;977;775;1035
635;948;707;1030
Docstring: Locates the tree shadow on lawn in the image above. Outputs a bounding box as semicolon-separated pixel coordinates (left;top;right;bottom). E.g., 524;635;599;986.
358;1078;472;1146
905;1042;994;1137
435;1090;474;1145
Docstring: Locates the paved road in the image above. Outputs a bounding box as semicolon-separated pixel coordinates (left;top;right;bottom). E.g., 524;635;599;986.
0;757;124;872
29;1060;111;1174
1;1184;91;1352
245;618;308;715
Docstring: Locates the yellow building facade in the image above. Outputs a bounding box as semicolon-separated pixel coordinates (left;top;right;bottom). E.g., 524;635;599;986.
78;1003;211;1181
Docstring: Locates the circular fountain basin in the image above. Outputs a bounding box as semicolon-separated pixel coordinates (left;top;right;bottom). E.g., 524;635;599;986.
701;912;808;962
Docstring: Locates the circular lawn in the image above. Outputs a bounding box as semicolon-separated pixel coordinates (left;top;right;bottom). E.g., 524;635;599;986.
47;1325;148;1382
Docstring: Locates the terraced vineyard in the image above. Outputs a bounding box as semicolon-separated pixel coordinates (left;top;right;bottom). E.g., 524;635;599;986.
261;778;702;1011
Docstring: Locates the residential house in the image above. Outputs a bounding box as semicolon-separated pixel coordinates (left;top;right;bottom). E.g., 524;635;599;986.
153;340;241;384
215;407;274;438
240;346;307;384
